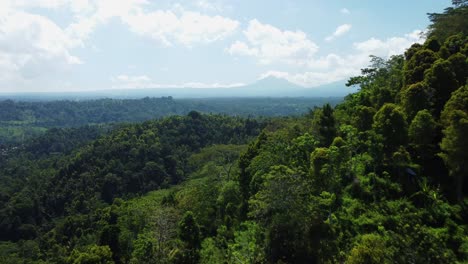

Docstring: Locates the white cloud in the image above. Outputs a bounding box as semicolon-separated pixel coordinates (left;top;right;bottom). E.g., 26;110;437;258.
0;1;112;87
63;1;240;47
259;30;426;87
111;74;244;89
325;24;352;41
0;7;82;84
123;10;239;46
0;0;240;91
227;41;258;56
340;8;350;14
3;0;239;54
354;30;425;57
226;19;318;65
3;0;68;9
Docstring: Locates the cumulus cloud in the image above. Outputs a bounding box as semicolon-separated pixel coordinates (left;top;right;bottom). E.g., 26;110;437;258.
123;10;239;46
0;7;82;84
259;30;426;87
64;0;240;47
226;19;318;65
111;74;244;89
325;24;352;41
354;30;425;57
0;0;240;90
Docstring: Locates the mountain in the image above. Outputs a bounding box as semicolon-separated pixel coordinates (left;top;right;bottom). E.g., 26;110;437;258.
0;77;357;100
236;76;357;97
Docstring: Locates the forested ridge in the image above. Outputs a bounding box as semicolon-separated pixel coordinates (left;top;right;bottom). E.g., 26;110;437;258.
0;1;468;263
0;97;340;144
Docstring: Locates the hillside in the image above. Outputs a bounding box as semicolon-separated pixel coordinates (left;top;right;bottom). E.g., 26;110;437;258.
0;97;341;144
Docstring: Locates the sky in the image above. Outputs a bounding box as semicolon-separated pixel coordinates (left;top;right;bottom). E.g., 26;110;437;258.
0;0;452;93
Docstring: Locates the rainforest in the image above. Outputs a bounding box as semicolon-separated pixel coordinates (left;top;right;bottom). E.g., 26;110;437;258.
0;1;467;263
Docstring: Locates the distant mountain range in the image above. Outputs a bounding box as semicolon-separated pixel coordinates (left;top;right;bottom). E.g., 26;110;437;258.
0;77;358;101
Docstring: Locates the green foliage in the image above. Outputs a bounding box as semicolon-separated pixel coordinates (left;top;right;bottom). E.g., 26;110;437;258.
409;110;437;146
0;97;340;144
129;232;157;264
199;238;225;264
440;85;468;201
227;222;265;264
178;211;201;263
372;104;408;153
316;103;337;146
428;3;468;42
353;106;376;131
346;234;390;264
424;59;460;115
447;52;468;85
401;82;432;119
424;37;441;52
67;245;113;264
404;49;438;85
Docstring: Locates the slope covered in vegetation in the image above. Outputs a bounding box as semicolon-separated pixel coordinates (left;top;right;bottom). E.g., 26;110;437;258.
0;97;340;144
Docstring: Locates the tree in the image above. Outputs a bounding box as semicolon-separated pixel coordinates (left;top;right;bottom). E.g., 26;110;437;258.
424;37;441;52
217;181;242;226
99;225;120;262
249;165;318;263
67;245;113;264
178;211;201;263
317;103;336;146
151;207;178;262
424;59;460;116
372;104;408;154
189;144;245;181
443;34;467;55
346;234;390;264
401;82;432;119
227;222;265;264
447;52;468;86
289;133;318;170
452;0;468;7
404;43;423;61
238;132;267;219
440;85;468;201
409;110;437;147
404;49;438;86
428;5;468;42
199;238;225;264
130;233;157;264
353;106;376;131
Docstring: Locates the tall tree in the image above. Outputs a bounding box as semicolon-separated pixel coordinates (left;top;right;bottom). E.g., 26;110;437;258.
440;85;468;201
447;52;468;86
317;103;337;147
403;49;438;86
373;104;408;154
427;3;468;41
401;82;432;119
424;59;460;116
178;211;201;264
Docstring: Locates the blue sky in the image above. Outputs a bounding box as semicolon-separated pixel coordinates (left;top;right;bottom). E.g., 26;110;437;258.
0;0;452;92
